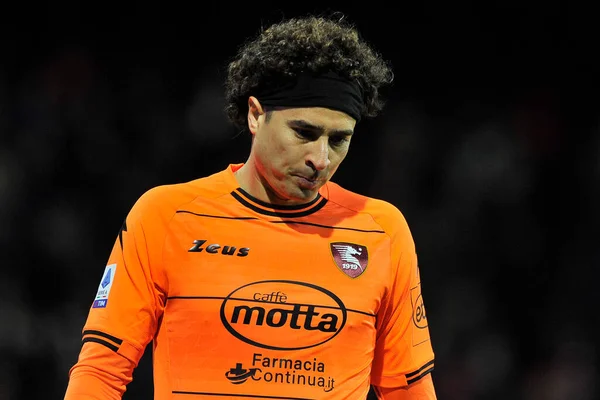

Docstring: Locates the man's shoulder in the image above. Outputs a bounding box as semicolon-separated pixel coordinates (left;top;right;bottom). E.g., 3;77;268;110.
325;181;402;215
130;168;233;216
326;182;415;250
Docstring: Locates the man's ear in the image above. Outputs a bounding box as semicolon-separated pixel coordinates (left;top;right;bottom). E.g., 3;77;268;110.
247;96;265;135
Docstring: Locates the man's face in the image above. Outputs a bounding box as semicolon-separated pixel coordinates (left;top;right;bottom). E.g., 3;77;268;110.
250;106;356;205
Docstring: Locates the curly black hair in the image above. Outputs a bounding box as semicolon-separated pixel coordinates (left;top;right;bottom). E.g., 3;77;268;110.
224;13;394;129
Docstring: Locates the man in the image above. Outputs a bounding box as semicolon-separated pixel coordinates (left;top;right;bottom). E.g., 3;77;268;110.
64;13;437;400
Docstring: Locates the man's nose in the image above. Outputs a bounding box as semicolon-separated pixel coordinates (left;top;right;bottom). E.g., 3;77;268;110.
306;138;330;171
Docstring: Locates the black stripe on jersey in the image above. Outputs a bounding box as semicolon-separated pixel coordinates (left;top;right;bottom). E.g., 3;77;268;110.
176;205;384;234
82;337;119;352
176;211;383;233
176;210;259;220
118;219;127;249
231;191;327;218
172;391;314;399
236;187;323;210
407;366;434;384
272;220;385;233
82;329;123;345
405;360;435;384
166;296;376;317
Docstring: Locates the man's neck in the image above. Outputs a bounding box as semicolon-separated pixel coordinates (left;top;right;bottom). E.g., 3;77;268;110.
233;160;271;203
233;161;313;206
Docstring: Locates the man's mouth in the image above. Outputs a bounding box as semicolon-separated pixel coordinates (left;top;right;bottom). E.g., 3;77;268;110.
293;174;319;189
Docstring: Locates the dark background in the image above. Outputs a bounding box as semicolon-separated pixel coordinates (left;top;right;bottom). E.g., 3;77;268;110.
1;2;598;399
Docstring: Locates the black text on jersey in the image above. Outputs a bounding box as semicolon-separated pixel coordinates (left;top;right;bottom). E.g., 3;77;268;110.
188;239;250;257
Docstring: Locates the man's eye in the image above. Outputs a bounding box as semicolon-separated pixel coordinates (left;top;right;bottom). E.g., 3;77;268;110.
294;128;314;139
329;136;348;146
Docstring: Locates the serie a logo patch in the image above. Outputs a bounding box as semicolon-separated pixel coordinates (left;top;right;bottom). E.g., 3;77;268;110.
92;264;117;308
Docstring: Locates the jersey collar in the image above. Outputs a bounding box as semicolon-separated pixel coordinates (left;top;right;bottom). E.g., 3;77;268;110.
226;164;328;218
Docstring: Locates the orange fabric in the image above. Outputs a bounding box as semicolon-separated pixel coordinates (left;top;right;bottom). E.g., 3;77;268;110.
65;164;435;399
373;374;436;400
64;341;134;399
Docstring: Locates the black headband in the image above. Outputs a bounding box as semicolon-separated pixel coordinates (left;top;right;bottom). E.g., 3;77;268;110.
254;71;364;122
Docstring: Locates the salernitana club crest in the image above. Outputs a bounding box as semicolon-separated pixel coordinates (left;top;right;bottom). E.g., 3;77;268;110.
330;242;368;278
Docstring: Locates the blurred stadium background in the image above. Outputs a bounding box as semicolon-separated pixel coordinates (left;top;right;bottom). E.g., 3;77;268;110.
0;2;598;400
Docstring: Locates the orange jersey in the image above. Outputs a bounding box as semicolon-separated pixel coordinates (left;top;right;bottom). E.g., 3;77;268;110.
65;164;435;400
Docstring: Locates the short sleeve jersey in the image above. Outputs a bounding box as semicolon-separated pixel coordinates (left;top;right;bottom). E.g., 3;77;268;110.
74;163;434;399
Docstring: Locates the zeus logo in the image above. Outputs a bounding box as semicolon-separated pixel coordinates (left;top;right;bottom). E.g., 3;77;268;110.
188;239;250;257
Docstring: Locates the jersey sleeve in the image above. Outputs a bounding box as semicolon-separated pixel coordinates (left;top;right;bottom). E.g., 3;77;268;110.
371;207;435;389
65;188;169;399
373;374;437;399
